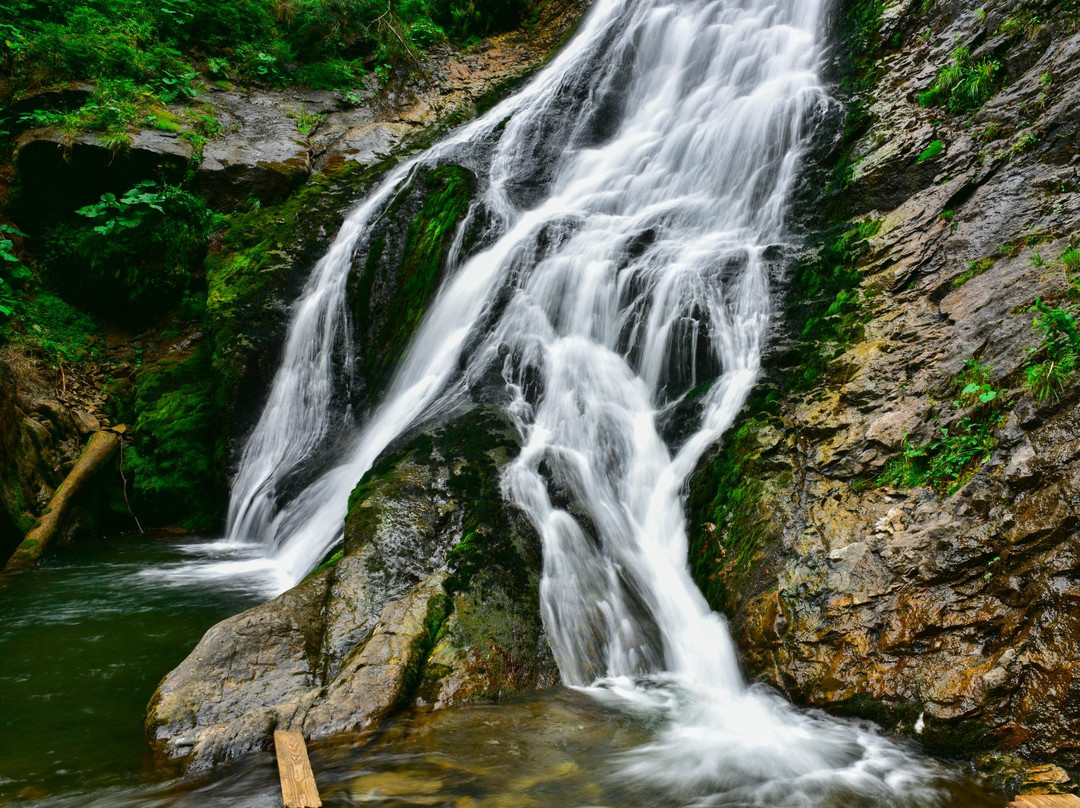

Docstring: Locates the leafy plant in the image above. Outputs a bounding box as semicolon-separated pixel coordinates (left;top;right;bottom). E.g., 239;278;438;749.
878;360;1005;494
45;180;215;319
918;46;1001;113
0;223;32;318
1025;298;1080;403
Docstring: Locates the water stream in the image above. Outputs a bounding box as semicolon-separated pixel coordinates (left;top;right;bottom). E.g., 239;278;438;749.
146;0;1003;803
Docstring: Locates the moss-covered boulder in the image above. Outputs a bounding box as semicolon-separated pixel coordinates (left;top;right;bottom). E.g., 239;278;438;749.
146;406;557;773
127;345;219;531
345;163;477;408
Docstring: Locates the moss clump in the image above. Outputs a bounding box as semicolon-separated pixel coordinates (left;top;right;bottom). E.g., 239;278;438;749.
952;256;995;289
916;139;944;163
126;345;219;529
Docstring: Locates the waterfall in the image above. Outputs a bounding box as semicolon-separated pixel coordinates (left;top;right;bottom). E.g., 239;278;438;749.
195;0;956;802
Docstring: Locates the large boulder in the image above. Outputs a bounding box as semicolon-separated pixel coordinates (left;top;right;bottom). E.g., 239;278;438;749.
147;407;558;772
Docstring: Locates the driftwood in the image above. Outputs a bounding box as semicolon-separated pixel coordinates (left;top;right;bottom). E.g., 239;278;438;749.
3;427;123;573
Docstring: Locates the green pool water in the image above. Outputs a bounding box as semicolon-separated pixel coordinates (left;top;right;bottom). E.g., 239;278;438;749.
0;533;265;803
0;535;1007;808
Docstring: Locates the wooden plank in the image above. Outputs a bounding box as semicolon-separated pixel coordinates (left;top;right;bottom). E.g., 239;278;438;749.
274;730;322;808
1009;795;1080;808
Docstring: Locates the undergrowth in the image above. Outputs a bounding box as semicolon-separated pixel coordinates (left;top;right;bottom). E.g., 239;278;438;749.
877;361;1006;494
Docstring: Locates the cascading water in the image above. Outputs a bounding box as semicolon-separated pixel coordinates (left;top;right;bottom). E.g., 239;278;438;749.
183;0;960;802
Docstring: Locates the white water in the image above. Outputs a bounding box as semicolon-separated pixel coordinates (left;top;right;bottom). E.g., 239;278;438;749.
171;0;959;802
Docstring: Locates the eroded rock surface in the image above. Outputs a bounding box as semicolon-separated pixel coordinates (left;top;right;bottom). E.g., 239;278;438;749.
689;0;1080;777
148;407;557;772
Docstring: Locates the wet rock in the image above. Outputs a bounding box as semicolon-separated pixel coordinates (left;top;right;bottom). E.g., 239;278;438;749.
147;407;558;772
688;0;1080;776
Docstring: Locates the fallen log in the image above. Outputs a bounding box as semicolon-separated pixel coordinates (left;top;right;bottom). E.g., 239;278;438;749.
3;427;123;573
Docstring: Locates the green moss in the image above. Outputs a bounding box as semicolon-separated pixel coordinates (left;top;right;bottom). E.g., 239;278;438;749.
350;164;476;400
205;160;389;459
784;218;881;390
916;139;944;163
126;345;219;529
952;256;995;288
876;360;1006;495
394;588;451;711
10;293;102;363
685;391;781;613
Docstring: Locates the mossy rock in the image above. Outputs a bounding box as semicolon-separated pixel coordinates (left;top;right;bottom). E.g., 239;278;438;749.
205;159;392;468
128;345;219;530
340;406;557;707
346;163;477;409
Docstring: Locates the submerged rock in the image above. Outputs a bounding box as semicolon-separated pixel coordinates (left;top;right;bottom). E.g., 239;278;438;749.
147;407;558;772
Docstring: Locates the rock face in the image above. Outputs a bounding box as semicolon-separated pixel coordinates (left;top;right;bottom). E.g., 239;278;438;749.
688;0;1080;776
0;353;92;559
147;407;558;772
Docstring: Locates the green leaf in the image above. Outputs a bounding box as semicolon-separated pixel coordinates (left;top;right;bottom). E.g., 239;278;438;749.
961;382;979;395
979;390;997;402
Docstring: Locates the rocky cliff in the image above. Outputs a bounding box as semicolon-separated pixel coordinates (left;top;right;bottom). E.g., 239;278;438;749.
688;0;1080;784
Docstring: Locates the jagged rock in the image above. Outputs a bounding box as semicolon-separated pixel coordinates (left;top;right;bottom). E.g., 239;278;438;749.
147;407;558;773
688;0;1080;774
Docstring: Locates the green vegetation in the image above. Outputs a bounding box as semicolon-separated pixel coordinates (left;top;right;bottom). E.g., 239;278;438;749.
351;164;475;398
877;360;1006;494
126;346;218;530
0;0;530;106
786;218;881;389
916;139;944;163
44;180;215;321
11;292;102;363
686;394;780;613
952;256;995;288
0;224;31;318
918;46;1001;113
1021;243;1080;403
